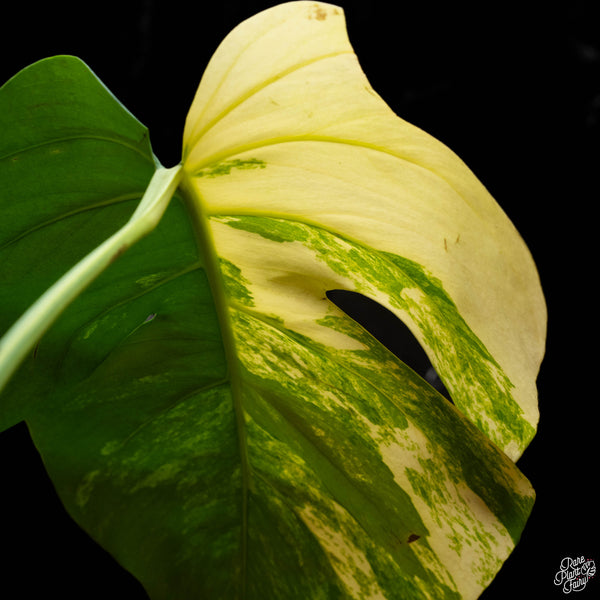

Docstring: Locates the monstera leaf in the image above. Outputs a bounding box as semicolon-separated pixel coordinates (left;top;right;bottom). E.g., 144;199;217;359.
0;2;545;599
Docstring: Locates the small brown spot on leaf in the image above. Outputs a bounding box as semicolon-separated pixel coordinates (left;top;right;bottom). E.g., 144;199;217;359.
110;244;128;265
308;3;328;20
407;533;420;543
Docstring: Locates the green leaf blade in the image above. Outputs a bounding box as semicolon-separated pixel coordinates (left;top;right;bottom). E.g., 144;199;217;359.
0;56;159;428
0;55;152;162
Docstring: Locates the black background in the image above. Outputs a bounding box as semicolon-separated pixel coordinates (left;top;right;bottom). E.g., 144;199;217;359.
1;1;598;598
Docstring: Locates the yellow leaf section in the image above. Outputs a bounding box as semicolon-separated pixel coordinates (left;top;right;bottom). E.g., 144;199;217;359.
180;1;546;460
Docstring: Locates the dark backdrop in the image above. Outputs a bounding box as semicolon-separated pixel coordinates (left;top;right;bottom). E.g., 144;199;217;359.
1;1;597;598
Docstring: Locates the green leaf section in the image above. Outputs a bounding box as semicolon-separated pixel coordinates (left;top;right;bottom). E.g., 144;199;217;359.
0;4;542;599
0;56;159;427
0;162;182;393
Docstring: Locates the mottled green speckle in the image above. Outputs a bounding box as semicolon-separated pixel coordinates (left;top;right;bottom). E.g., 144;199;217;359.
220;257;255;306
196;158;267;178
220;214;532;455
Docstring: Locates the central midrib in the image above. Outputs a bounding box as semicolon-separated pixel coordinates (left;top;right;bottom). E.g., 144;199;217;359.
179;172;250;598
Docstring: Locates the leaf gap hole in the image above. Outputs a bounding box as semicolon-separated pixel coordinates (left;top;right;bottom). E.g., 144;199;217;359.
326;290;452;403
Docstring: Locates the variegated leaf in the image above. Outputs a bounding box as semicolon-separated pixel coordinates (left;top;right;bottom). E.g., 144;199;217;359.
0;2;545;599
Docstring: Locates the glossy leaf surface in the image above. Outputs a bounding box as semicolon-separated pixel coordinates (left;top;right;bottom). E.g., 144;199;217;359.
0;2;545;599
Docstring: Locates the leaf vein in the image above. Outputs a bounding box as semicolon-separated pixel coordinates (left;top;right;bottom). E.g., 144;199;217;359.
110;377;231;453
0;193;143;251
184;51;353;155
0;134;153;163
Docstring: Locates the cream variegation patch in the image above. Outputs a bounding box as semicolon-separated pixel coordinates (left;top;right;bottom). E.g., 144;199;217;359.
379;420;514;599
298;503;386;600
211;218;366;350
